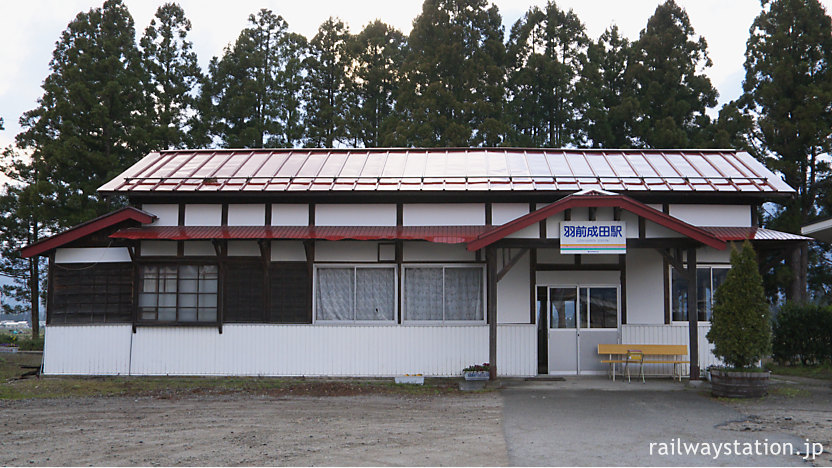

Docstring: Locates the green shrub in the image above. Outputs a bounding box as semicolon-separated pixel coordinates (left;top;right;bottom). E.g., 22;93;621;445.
772;302;832;365
707;242;771;369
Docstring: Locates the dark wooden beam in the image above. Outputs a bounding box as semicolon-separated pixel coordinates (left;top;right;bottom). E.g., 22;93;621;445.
657;248;686;273
536;263;623;271
638;216;646;239
529;248;537;325
494;238;702;249
221;203;229;226
619;254;627;325
178;203;186;226
486;245;497;381
485;202;492;226
496;248;528;282
588;207;596;221
687;247;699;380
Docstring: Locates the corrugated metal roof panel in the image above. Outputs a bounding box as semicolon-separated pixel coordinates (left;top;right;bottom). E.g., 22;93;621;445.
98;148;796;194
700;227;811;241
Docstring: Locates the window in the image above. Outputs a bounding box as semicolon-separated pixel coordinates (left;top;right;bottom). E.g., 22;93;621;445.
270;263;311;323
139;264;218;323
315;266;396;322
671;266;730;322
548;286;617;329
50;263;132;324
224;262;266;322
404;266;484;322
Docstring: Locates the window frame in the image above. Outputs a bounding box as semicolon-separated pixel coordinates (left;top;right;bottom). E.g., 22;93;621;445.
544;284;620;330
312;264;398;325
137;262;220;325
402;264;487;325
669;263;731;323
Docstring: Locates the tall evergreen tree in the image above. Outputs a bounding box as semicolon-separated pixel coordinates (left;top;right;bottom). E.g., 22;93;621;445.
393;0;506;147
304;17;351;148
579;25;636;148
739;0;832;302
627;0;717;148
506;1;588;147
16;0;147;227
345;20;406;147
140;2;202;150
203;9;307;148
0;147;51;335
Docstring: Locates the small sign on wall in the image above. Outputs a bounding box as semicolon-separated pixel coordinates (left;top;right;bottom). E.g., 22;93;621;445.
560;221;626;254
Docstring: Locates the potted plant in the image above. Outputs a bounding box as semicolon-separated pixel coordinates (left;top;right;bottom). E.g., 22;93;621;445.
706;241;772;398
462;363;490;381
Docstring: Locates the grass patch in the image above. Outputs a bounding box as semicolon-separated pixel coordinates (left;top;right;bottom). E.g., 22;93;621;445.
765;363;832;381
768;385;811;398
0;331;43;351
0;354;474;400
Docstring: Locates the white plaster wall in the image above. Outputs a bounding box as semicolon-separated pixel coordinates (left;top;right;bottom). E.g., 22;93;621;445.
228;204;265;226
537;249;574;264
582;254;619;264
645;220;684;238
54;247;131;264
141;241;177;256
669;205;751;227
619;212;640;238
403;204;485;226
315;241;379;262
625;249;665;325
271;241;306;262
545;212;565;238
697;246;732;263
141;203;178;226
506;224;539;239
316;204;396;226
185;204;222;226
228;241;260;256
497;251;530;324
183;241;215;256
492;203;529;225
402;242;476;261
272;204;309;226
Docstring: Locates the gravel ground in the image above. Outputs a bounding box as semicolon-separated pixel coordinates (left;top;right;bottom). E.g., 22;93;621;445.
0;393;507;466
720;376;832;467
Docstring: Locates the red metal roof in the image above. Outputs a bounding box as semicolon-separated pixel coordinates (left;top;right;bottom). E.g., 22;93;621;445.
467;191;727;251
97;148;795;195
21;207;156;258
110;225;491;244
701;227;810;242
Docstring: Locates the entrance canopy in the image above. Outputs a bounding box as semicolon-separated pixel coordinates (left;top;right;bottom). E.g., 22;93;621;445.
467;191;727;251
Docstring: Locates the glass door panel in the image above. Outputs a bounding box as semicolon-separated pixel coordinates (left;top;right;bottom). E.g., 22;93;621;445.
549;287;577;329
548;287;578;374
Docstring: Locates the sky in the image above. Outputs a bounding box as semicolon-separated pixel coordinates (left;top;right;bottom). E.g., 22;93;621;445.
1;0;831;156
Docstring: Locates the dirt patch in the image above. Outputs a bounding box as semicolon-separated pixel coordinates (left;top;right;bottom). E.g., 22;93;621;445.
0;392;506;466
717;377;832;467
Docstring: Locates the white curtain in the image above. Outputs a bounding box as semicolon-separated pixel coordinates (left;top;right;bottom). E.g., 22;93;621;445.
316;268;354;320
404;268;443;320
444;268;483;321
355;268;395;320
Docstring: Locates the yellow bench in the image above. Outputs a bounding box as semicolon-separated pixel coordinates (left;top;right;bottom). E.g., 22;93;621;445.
598;344;689;382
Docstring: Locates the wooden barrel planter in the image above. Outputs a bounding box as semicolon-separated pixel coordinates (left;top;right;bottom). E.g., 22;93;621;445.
710;369;770;398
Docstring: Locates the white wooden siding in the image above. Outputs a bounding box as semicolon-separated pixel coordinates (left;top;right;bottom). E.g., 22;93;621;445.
54;247;131;264
43;325;132;375
42;324;536;377
621;324;721;376
498;324;536;376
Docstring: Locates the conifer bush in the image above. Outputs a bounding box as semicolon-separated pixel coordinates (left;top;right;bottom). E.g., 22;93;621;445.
707;241;771;369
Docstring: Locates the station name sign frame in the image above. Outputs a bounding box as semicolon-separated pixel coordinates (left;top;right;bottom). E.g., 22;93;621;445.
560;221;626;254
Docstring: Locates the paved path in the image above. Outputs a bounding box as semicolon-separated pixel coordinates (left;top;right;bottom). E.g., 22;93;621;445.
502;383;808;466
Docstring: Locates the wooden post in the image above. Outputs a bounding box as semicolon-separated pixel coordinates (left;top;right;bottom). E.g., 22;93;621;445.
686;247;699;380
486;245;497;380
